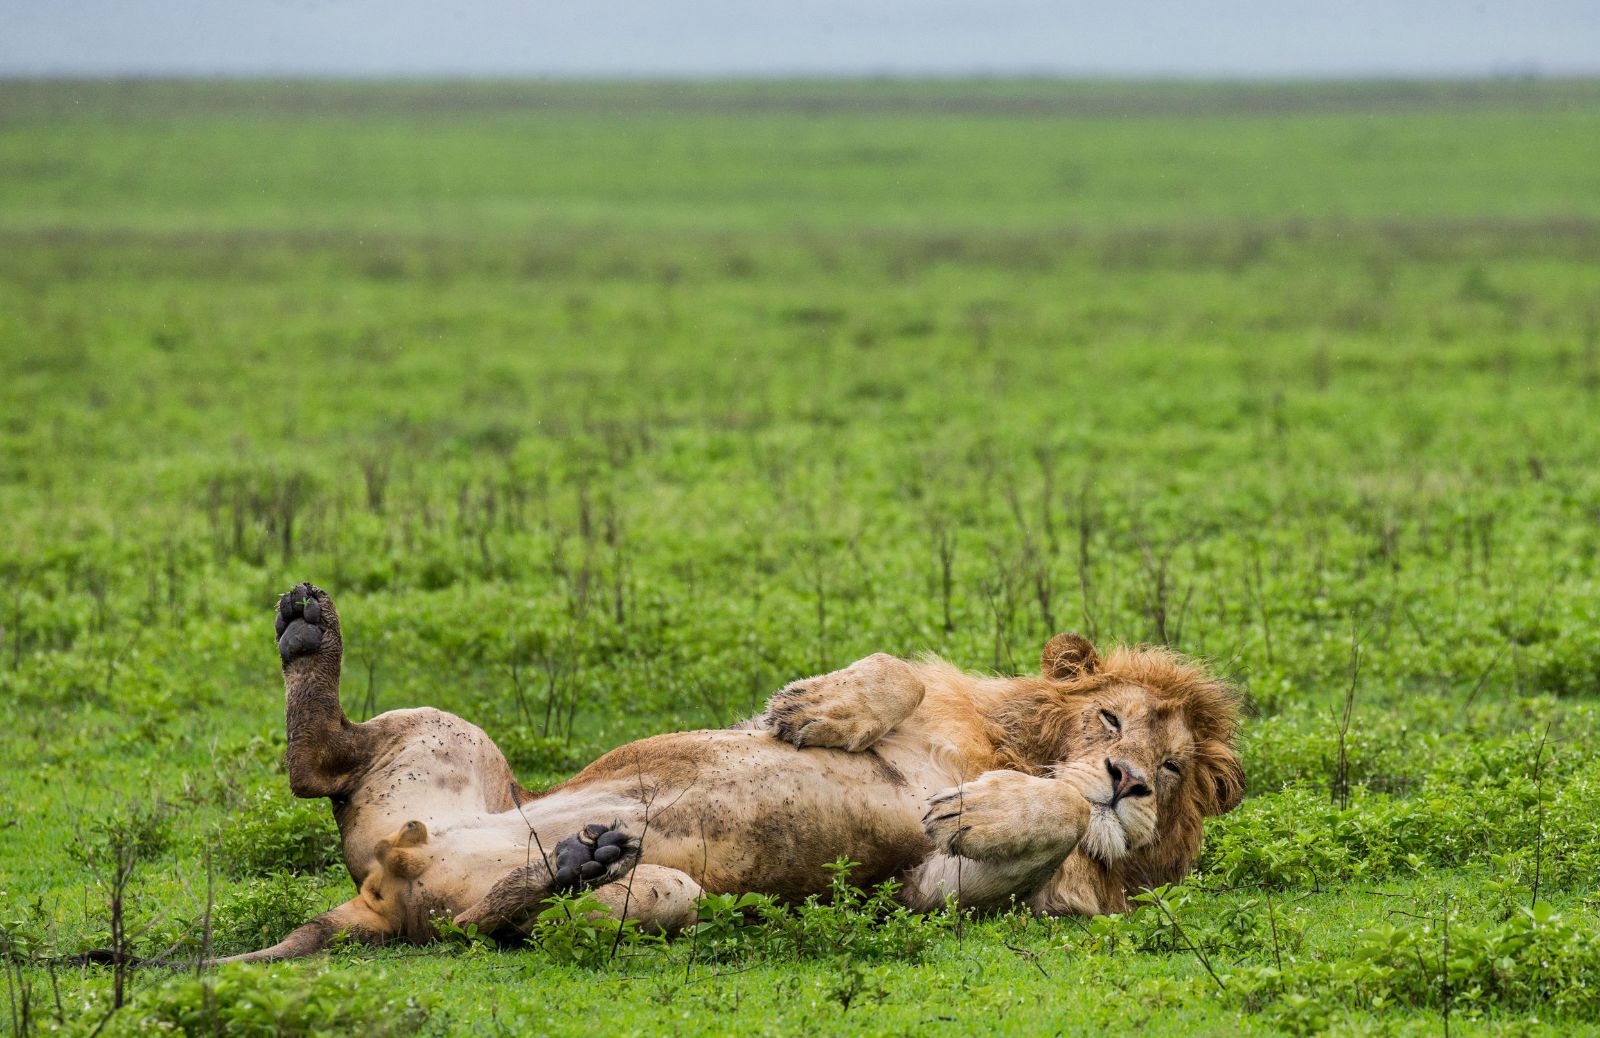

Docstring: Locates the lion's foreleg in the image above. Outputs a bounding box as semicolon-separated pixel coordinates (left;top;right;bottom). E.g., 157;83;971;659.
904;769;1091;912
760;653;926;751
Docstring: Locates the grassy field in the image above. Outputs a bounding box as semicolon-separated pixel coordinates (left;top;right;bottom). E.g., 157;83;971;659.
3;78;1600;1036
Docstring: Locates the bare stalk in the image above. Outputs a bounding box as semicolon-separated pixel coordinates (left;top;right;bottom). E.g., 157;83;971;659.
936;524;957;634
1333;629;1360;811
1530;721;1552;906
1150;895;1226;994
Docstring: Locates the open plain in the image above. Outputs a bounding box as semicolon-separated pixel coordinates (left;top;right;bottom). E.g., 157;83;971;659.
3;79;1600;1035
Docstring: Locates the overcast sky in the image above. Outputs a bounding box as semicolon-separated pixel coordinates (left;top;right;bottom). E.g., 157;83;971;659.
3;1;1598;79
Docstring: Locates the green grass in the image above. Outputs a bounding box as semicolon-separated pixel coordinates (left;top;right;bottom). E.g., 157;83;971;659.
3;78;1600;1036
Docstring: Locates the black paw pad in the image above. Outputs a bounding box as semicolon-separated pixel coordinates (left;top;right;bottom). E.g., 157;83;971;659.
275;582;327;663
551;821;638;892
278;620;323;663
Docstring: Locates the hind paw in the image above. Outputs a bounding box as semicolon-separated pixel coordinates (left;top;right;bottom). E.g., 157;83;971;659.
275;582;337;665
552;821;640;891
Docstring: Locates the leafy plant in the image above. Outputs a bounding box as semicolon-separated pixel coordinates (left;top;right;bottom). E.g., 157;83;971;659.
209;871;331;955
689;860;954;964
84;965;431;1038
522;888;660;967
214;785;341;878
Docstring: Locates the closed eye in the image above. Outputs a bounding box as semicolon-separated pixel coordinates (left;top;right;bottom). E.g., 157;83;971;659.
1099;709;1121;733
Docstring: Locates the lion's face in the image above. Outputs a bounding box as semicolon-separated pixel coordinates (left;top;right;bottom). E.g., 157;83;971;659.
1053;681;1242;865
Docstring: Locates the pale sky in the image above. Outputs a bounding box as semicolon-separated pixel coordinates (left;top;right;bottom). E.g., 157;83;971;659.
2;0;1598;79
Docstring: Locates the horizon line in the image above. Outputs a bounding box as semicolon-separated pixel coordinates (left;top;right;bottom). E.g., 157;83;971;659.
4;68;1598;84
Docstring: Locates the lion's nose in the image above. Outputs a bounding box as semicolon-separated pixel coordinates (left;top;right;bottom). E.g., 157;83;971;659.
1105;758;1151;801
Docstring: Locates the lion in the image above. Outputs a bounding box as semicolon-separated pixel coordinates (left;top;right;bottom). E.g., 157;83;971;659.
207;582;1244;963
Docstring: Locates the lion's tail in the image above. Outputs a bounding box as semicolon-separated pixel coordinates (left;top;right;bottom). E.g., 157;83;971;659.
73;900;367;970
199;915;341;966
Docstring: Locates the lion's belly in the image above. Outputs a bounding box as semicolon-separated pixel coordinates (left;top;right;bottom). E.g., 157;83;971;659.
572;729;954;900
336;707;521;882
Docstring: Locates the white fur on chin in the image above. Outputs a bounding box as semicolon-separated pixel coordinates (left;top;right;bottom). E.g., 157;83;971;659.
1080;804;1128;862
1080;800;1157;864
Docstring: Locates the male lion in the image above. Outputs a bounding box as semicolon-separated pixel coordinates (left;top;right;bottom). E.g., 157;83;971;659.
216;582;1244;963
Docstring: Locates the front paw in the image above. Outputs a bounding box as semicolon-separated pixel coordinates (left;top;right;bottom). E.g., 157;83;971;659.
767;684;887;752
922;770;1089;863
766;653;921;751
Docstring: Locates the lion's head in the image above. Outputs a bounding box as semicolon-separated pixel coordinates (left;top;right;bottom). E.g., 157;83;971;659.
996;633;1245;896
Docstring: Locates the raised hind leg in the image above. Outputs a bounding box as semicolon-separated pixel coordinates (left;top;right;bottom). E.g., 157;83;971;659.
275;582;371;798
274;583;528;884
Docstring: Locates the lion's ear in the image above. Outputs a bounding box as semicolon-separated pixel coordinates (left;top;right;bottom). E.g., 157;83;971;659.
1042;633;1099;680
1201;745;1246;817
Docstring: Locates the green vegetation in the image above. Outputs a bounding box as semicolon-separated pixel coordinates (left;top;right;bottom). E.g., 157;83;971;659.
3;78;1600;1035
